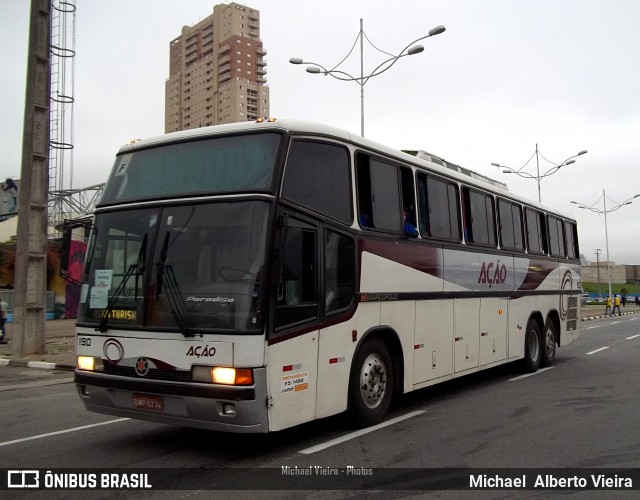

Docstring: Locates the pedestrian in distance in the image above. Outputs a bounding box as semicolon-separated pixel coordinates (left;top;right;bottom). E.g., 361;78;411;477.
611;295;622;317
621;295;626;307
604;296;612;316
636;295;640;307
0;298;8;342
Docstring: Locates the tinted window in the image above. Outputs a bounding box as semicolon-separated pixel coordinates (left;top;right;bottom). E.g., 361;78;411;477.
463;188;496;246
525;208;547;255
324;230;355;314
498;199;524;251
417;173;461;240
275;220;318;330
101;133;281;205
356;155;401;232
283;141;352;224
548;216;566;257
565;221;579;259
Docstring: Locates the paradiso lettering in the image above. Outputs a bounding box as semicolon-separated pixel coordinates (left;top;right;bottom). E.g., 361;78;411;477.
478;261;507;288
185;345;217;358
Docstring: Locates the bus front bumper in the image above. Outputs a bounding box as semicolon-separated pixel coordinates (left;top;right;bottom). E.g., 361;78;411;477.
74;367;269;433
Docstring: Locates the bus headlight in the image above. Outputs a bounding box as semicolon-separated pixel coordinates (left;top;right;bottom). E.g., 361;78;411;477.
192;366;253;385
77;356;103;371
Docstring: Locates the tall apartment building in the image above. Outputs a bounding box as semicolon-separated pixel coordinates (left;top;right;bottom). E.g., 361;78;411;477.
165;2;269;132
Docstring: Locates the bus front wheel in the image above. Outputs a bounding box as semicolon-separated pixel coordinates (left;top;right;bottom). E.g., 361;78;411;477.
349;338;394;427
523;319;541;373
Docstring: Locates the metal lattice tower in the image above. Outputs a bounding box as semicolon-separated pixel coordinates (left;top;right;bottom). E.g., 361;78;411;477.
49;0;76;234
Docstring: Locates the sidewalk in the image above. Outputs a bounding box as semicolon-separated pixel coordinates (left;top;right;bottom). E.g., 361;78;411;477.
0;305;638;372
0;319;76;371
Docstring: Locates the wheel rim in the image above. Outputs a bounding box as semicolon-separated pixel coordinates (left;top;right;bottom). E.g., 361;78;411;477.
544;327;555;358
528;329;540;361
359;352;387;409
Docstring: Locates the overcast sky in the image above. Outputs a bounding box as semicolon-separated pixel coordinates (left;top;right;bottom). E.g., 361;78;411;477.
2;0;639;265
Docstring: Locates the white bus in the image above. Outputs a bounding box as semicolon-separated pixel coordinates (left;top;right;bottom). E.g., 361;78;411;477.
74;119;581;432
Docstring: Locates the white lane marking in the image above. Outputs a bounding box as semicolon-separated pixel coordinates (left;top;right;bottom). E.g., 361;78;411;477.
626;334;640;340
586;326;601;330
298;410;425;455
509;366;554;382
586;347;610;355
0;418;129;448
610;321;621;325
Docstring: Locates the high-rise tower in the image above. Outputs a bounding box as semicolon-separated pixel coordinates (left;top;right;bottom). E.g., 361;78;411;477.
165;2;269;132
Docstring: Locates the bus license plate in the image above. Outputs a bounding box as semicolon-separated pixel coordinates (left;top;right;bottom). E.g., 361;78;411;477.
133;393;163;411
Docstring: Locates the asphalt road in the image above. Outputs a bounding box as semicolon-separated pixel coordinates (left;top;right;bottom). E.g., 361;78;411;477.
0;314;638;498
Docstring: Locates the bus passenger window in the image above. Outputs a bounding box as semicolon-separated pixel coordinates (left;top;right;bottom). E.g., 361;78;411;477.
283;141;352;224
356;155;401;232
462;187;496;247
565;221;579;259
548;215;566;257
525;208;548;255
418;173;461;241
498;199;524;251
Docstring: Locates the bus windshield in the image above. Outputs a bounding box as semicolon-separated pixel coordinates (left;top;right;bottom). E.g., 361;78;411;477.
99;132;282;205
77;201;270;334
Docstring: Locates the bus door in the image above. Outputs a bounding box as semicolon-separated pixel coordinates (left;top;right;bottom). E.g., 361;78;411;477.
267;216;320;431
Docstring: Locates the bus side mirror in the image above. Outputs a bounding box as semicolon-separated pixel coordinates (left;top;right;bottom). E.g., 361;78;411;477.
60;229;72;273
282;227;302;280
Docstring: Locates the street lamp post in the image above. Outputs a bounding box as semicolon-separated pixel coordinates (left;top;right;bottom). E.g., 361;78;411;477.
491;144;587;203
594;248;601;298
290;19;445;137
571;190;640;301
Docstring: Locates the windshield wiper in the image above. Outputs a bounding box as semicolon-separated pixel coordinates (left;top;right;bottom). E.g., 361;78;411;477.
155;232;195;338
97;234;147;333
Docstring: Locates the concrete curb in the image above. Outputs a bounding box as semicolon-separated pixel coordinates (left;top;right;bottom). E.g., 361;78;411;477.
0;358;75;371
581;310;639;321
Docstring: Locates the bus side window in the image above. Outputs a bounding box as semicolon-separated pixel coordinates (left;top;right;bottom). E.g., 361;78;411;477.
565;221;579;259
418;173;461;241
356;154;401;232
548;215;566;257
498;199;524;251
525;208;548;255
275;226;318;330
324;230;355;314
462;187;496;247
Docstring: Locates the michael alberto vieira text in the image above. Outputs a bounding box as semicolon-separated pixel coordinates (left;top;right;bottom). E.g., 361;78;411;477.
471;474;633;489
282;466;372;476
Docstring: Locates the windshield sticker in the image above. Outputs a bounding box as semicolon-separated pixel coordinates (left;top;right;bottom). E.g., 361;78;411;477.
89;287;108;309
95;269;113;290
115;154;132;176
281;372;309;394
166;215;173;226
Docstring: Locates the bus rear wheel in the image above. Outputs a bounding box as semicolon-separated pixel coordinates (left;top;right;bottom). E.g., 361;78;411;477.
349;338;394;427
523;319;541;373
540;319;557;367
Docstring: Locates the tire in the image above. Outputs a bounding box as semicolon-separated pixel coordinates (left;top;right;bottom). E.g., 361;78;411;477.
523;319;541;373
540;319;557;367
349;337;394;427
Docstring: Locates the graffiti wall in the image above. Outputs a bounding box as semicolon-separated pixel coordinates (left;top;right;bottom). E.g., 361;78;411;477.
0;239;86;319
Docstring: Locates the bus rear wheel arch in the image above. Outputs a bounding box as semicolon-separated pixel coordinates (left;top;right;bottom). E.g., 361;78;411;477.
348;336;395;428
